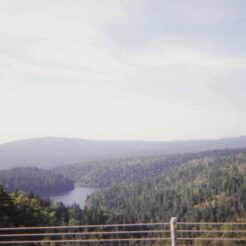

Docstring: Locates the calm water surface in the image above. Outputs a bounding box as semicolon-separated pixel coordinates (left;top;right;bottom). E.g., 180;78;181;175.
49;186;97;208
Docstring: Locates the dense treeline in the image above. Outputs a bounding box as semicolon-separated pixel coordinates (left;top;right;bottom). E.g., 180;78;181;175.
0;185;110;227
53;154;199;187
53;149;244;187
0;167;74;195
86;150;246;223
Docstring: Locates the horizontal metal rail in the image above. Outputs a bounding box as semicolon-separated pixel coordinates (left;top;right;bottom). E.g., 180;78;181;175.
0;219;246;245
0;222;169;231
0;229;170;237
178;229;246;233
178;222;246;225
0;237;171;245
178;237;246;241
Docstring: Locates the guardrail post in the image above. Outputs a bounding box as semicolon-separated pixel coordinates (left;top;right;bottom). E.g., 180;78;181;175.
170;217;177;246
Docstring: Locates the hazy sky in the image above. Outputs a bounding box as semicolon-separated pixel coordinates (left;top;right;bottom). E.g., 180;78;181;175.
1;0;246;144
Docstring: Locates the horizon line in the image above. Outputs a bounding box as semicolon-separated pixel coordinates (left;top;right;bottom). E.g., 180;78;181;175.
1;134;246;145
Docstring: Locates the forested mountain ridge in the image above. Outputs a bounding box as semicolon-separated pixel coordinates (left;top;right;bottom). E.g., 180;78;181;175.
0;167;74;195
1;136;246;169
54;148;246;188
53;155;188;187
86;149;246;223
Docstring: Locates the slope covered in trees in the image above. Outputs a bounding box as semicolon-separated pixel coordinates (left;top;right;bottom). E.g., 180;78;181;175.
54;149;246;188
54;154;201;187
86;149;246;223
54;156;180;188
0;167;74;195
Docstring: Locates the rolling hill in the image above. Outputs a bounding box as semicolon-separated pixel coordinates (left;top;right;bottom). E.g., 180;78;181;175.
53;150;239;187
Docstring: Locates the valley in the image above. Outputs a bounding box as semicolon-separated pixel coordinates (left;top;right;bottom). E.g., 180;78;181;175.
1;146;246;245
1;146;245;224
1;1;245;244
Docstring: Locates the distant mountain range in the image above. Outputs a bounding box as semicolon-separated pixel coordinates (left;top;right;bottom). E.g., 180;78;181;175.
0;136;246;169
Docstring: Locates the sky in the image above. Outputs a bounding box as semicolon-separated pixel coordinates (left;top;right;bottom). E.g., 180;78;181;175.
0;0;246;144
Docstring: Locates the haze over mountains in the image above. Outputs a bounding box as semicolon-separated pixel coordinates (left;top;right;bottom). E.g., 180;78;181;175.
0;136;246;169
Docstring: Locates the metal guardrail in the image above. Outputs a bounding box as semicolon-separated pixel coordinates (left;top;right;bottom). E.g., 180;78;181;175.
0;218;245;245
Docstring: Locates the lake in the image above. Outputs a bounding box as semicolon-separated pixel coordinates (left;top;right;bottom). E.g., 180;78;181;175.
49;186;98;208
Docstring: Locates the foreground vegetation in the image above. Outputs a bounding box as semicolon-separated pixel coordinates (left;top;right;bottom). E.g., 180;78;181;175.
0;185;109;227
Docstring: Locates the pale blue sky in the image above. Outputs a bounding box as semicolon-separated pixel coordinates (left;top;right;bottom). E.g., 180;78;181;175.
0;0;246;143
